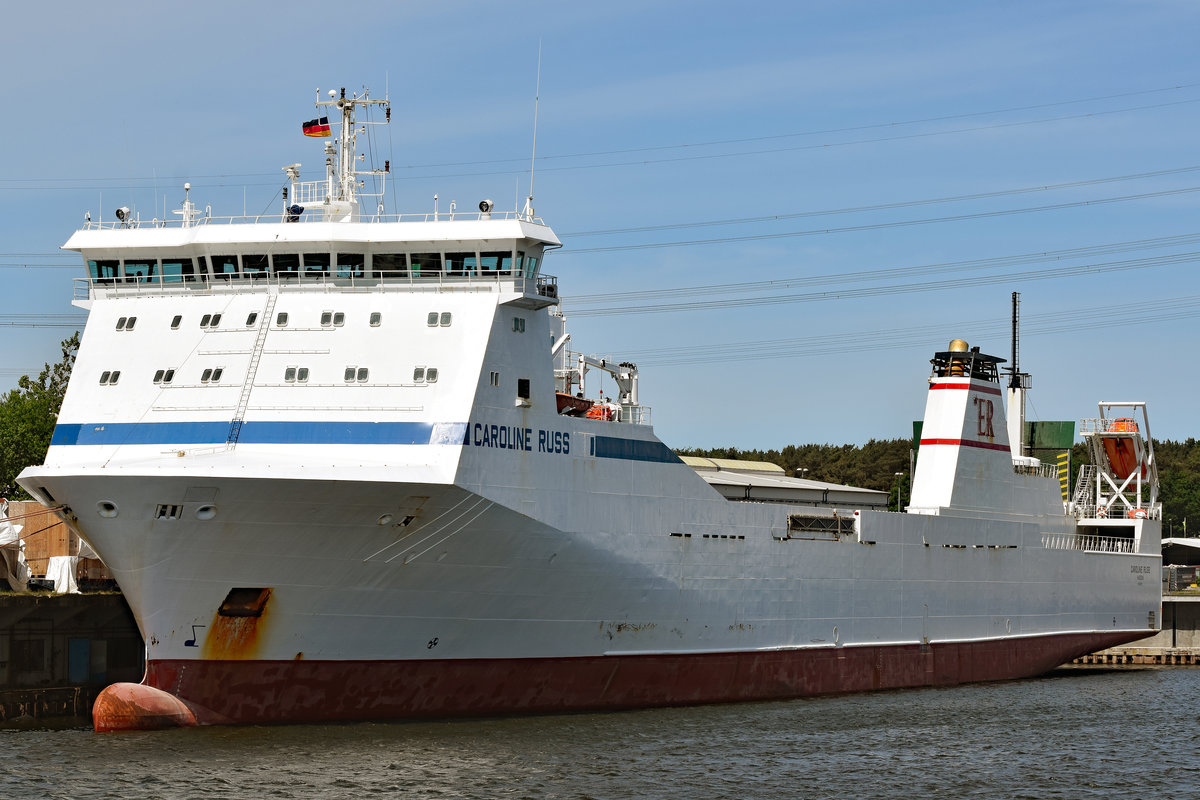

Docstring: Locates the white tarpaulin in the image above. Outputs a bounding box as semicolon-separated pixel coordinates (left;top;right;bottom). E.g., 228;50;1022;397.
45;555;80;594
0;499;31;592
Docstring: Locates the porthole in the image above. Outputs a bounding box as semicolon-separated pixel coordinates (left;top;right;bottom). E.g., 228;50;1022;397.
99;371;111;385
97;500;119;518
116;317;127;331
297;367;309;382
377;514;394;526
333;312;345;327
426;368;439;383
201;368;213;383
195;505;218;521
439;312;451;326
171;315;182;330
211;368;223;382
320;311;333;327
126;317;137;330
246;312;258;326
201;313;212;328
413;367;425;383
285;366;297;383
344;366;356;382
153;369;165;384
369;312;382;327
426;312;438;326
109;370;120;384
163;369;175;384
276;312;288;327
210;313;222;327
356;367;369;382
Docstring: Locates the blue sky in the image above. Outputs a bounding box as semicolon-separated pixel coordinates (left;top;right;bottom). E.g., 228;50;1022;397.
3;1;1199;449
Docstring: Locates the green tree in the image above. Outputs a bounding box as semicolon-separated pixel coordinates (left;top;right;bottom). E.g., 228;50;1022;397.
0;332;79;498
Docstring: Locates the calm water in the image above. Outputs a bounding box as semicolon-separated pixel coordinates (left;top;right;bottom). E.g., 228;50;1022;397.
3;667;1198;798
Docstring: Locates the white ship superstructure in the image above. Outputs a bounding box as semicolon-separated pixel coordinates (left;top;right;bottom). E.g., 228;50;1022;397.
18;88;1161;730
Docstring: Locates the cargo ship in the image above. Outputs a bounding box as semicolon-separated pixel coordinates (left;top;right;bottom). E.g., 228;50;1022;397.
17;87;1162;730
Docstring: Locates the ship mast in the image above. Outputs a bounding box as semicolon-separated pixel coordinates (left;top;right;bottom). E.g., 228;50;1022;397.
1004;291;1031;459
289;86;391;222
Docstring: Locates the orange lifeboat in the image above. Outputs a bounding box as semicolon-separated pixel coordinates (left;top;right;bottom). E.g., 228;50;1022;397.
1102;418;1144;480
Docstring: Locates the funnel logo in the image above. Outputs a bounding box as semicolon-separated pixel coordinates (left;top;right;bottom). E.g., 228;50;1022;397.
973;396;995;439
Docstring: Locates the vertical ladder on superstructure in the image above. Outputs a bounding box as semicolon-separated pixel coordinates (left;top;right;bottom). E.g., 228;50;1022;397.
227;293;278;445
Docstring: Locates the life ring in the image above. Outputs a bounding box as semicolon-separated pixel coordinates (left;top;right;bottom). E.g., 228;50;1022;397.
1096;506;1107;518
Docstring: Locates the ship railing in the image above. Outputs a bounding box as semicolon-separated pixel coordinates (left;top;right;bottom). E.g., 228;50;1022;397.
1072;502;1161;521
1012;462;1057;478
80;209;547;229
622;405;652;425
75;271;558;299
1041;531;1136;554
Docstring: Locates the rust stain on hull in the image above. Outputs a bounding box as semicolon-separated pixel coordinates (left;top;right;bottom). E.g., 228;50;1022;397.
201;588;272;660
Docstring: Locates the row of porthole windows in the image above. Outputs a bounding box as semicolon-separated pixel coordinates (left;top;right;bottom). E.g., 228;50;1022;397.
281;366;439;383
277;311;384;327
427;312;452;327
102;364;438;385
119;311;387;331
102;368;224;385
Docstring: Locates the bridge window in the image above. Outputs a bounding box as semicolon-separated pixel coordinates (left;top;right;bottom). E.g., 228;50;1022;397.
273;253;300;278
336;252;364;278
410;252;442;276
480;251;513;274
445;252;476;276
161;258;195;284
88;260;120;283
124;260;156;282
522;254;539;278
211;255;239;279
373;253;406;278
243;255;269;277
303;252;330;276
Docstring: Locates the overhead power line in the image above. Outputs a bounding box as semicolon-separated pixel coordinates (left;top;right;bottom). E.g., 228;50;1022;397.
560;186;1200;256
621;294;1200;367
564;232;1200;305
565;250;1200;317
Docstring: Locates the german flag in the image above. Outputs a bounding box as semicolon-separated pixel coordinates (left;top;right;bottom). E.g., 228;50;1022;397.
302;117;331;137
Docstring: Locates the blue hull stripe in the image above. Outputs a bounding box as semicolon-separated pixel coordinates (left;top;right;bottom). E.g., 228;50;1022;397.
49;421;680;463
51;421;436;446
591;435;681;464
